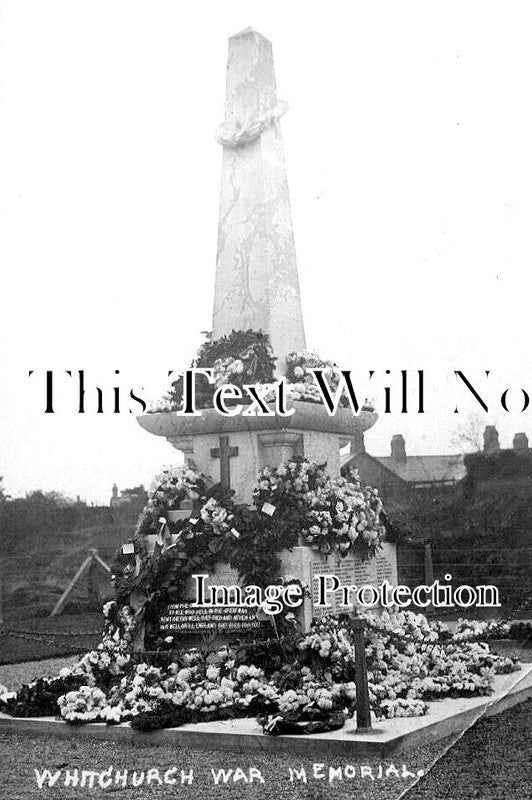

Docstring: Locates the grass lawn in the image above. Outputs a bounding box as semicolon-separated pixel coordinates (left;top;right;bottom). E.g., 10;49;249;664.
406;698;532;800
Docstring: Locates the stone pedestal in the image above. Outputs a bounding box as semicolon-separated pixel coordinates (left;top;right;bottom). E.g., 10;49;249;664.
138;404;393;641
138;402;377;502
151;542;398;644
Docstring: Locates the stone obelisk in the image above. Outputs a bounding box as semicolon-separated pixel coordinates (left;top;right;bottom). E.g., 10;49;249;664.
213;28;306;372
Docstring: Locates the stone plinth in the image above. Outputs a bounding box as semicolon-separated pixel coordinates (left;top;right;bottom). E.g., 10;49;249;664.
137;402;377;502
149;543;398;643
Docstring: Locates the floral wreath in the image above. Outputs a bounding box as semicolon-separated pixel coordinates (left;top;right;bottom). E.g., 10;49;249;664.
151;331;375;412
111;458;387;652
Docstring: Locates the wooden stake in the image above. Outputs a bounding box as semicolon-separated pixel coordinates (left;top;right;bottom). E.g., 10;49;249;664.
49;548;112;617
424;542;434;613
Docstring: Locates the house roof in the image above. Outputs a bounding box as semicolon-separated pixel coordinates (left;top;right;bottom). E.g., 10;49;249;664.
342;450;466;485
374;454;466;485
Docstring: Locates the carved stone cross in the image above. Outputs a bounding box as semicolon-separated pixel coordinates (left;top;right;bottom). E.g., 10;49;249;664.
210;435;239;491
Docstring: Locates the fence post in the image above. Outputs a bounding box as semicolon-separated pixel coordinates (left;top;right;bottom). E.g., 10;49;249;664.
424;542;434;613
424;542;434;585
87;561;99;607
351;617;372;731
50;548;111;617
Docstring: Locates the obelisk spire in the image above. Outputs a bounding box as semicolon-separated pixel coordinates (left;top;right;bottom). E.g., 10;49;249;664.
212;28;306;374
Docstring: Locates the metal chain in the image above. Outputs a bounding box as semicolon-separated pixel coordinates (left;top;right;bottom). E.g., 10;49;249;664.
0;629;55;645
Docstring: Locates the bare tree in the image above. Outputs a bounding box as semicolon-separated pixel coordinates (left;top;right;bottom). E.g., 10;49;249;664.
450;414;484;453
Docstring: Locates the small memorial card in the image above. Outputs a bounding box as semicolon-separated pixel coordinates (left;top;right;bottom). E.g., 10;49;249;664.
122;542;135;555
164;533;182;551
157;517;169;544
261;502;276;516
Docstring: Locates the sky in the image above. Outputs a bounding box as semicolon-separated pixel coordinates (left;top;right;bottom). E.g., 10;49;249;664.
1;1;531;504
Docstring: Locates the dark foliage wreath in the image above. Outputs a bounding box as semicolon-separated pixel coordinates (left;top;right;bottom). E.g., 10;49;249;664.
167;329;276;410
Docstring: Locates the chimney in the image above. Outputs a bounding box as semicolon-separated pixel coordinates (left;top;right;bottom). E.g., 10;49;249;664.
391;434;407;464
513;432;529;454
483;425;500;454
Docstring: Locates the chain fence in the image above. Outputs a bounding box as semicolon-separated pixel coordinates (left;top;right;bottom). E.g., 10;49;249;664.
0;550;111;664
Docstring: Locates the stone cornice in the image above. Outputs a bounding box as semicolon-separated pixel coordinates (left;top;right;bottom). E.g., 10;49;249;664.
137;401;377;440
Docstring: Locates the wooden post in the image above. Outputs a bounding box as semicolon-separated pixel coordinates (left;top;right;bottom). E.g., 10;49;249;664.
351;617;372;731
91;550;112;575
49;548;111;617
50;554;93;616
424;542;434;585
87;561;99;607
424;542;434;613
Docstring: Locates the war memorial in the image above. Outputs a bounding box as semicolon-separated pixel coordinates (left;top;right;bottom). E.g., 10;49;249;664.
1;28;530;755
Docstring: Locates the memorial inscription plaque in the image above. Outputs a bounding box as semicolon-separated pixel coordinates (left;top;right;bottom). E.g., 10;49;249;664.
310;543;398;618
159;604;263;635
153;561;269;644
